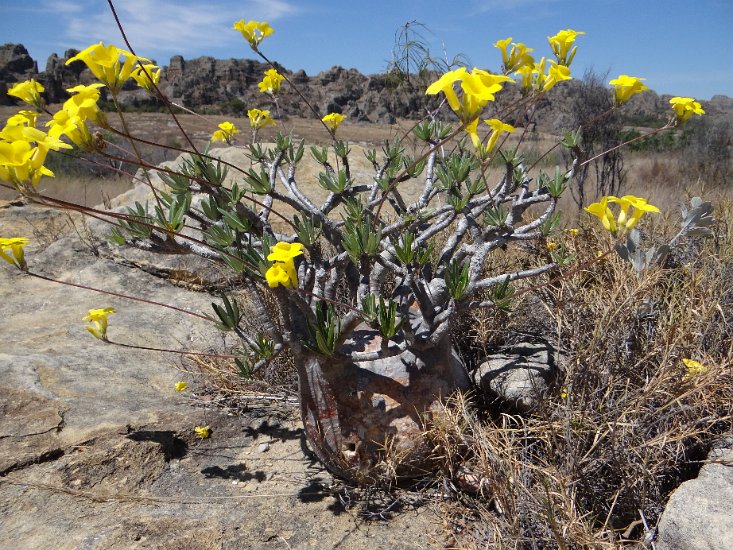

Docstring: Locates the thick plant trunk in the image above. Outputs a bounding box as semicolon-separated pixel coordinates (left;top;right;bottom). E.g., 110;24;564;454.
296;325;470;482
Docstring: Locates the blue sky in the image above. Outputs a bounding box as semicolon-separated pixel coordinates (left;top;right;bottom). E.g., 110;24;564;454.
1;0;731;100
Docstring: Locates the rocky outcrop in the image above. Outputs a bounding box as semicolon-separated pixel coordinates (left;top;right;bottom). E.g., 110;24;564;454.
0;44;38;105
41;49;86;103
0;44;36;75
0;43;439;123
2;42;732;127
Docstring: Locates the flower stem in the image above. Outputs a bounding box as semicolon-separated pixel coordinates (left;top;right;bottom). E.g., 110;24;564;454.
25;270;211;321
105;339;238;359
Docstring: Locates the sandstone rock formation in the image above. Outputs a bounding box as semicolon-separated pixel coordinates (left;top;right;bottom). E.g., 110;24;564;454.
6;42;731;128
0;42;443;123
0;44;38;105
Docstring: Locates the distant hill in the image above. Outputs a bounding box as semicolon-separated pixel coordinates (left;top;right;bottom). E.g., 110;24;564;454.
2;43;732;130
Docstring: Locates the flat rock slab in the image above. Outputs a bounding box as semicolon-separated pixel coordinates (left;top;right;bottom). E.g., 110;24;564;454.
0;203;441;549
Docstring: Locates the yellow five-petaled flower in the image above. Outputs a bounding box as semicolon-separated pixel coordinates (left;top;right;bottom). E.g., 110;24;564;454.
669;97;705;124
547;29;585;66
0;114;72;188
83;307;116;341
322;113;346;133
211;121;239;144
426;67;513;124
265;241;304;288
63;84;106;124
609;75;649;106
233;20;273;49
493;38;534;73
682;358;708;379
465;117;515;157
258;69;284;95
247;108;276;130
194;425;212;439
585;195;660;235
7;79;45;109
0;237;29;269
131;63;161;93
66;42;149;94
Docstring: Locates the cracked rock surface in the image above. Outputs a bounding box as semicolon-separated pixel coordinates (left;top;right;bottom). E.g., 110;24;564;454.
0;201;440;549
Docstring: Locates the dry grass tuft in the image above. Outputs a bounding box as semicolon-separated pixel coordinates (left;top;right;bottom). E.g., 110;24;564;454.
431;199;733;548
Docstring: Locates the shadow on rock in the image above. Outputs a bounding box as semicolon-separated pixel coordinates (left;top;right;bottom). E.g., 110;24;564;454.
201;464;266;482
243;420;303;442
298;477;332;504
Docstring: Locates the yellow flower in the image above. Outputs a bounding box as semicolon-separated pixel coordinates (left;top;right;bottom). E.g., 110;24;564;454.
175;381;188;392
265;262;295;288
63;84;106;124
586;195;660;235
194;425;212;439
0;128;62;188
584;196;618;234
131;63;161;93
7;79;45;108
669;97;705;123
607;195;661;230
0;237;29;269
565;228;579;238
493;38;534;72
609;75;649;106
485;118;515;153
211;121;239;144
265;241;303;288
267;241;305;263
542;61;572;91
426;67;513;124
46;110;94;149
466;118;515;157
514;64;539;95
494;38;513;67
66;42;148;93
518;58;571;93
247;108;276;130
682;358;708;379
83;307;115;341
0;138;33;162
258;69;284;95
560;388;568;399
322;112;346;132
0;139;34;185
5;110;39;129
233;20;273;49
547;29;585;66
426;68;465;112
546;240;558;251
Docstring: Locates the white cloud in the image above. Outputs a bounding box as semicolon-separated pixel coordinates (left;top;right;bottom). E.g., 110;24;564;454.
51;0;297;60
46;1;84;14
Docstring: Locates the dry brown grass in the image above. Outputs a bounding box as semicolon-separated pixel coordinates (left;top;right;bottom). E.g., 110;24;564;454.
430;201;733;548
